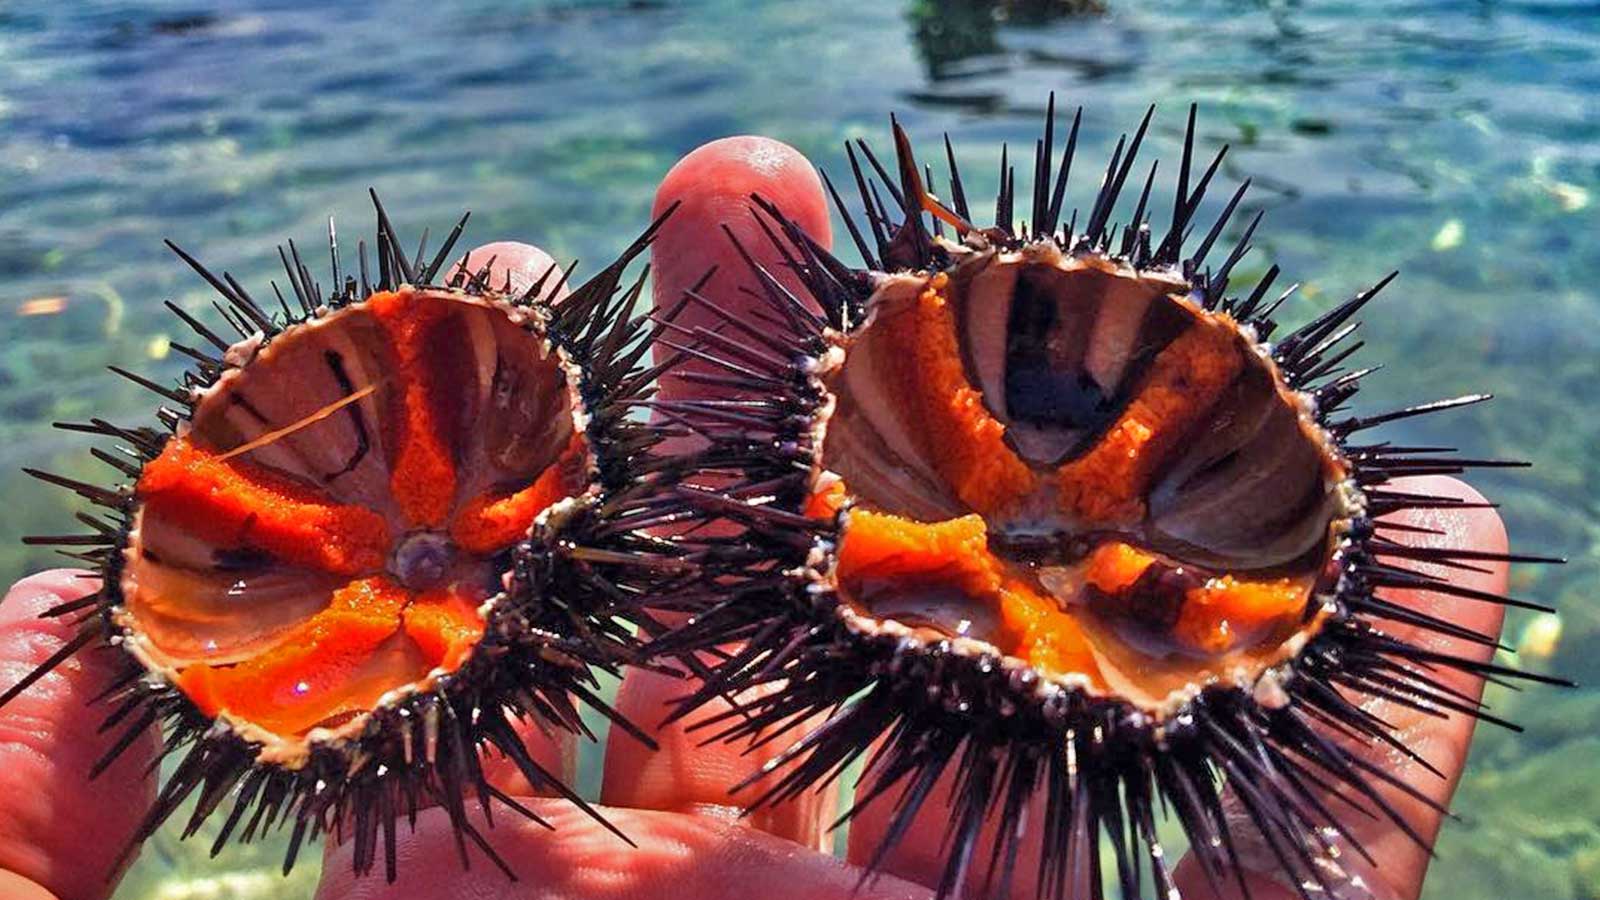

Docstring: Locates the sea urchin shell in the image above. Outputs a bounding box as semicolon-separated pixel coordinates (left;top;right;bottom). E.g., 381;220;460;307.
3;194;681;880
647;100;1568;900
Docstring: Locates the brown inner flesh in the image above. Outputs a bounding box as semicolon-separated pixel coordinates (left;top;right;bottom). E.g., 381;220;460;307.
122;289;586;739
816;257;1343;706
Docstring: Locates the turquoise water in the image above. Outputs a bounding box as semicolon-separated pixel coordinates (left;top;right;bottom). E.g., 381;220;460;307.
1;1;1596;897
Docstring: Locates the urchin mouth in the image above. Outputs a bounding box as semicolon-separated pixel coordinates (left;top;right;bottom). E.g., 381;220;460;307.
387;521;528;595
389;530;457;591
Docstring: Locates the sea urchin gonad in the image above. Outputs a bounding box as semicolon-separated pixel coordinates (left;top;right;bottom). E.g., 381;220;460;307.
647;100;1568;899
1;194;683;880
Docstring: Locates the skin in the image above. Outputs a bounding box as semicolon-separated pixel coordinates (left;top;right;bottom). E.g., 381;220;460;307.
0;137;1510;900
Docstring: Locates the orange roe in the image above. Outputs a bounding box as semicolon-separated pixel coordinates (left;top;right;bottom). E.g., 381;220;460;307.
450;435;587;553
875;274;1037;516
804;477;848;520
403;586;490;673
835;507;1099;682
1082;542;1157;595
140;437;390;575
178;577;415;735
1172;575;1309;656
370;290;458;527
1054;321;1243;526
832;501;1311;674
177;577;489;736
1081;541;1309;655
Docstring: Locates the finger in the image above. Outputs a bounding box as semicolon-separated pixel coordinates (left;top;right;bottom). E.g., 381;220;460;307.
1173;474;1509;900
315;799;931;900
450;241;572;304
477;717;580;800
0;570;160;900
601;667;836;851
649;134;833;402
1342;474;1509;893
460;239;585;793
603;137;836;848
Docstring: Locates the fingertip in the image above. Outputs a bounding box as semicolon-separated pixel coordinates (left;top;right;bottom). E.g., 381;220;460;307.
652;135;832;229
649;136;832;397
451;241;570;303
1384;474;1507;551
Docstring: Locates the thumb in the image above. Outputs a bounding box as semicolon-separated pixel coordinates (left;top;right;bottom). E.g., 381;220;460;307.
0;570;160;900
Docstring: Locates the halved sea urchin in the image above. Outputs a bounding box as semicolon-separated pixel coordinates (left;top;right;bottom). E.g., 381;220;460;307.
1;194;683;880
647;100;1568;899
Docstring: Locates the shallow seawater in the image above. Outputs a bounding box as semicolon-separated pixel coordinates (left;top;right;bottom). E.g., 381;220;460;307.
0;0;1596;897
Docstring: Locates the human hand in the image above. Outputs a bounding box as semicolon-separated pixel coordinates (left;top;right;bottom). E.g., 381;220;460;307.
0;136;1511;900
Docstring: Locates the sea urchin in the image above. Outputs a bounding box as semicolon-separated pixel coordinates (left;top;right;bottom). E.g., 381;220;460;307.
646;99;1568;900
2;193;684;881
